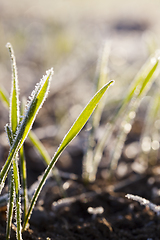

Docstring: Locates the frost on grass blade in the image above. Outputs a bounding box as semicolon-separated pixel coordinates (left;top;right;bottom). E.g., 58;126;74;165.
0;68;54;194
19;68;54;146
24;69;53;115
125;194;160;215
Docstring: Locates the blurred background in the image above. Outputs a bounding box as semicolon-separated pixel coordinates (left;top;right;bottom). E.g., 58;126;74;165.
1;0;160;181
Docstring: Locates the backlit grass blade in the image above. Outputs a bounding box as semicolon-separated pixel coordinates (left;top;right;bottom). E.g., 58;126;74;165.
20;98;28;222
5;125;15;240
13;157;22;240
5;125;22;240
28;131;66;197
0;84;63;194
110;56;159;171
0;68;54;194
6;43;22;240
20;146;28;221
93;52;160;177
82;42;110;181
7;42;20;133
28;131;51;165
0;86;9;108
116;54;159;118
23;80;114;231
93;42;110;129
6;167;14;240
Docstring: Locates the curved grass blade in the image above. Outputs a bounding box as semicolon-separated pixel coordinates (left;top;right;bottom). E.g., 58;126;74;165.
0;85;64;196
92;52;160;176
0;68;54;194
20;146;28;221
6;43;22;240
7;42;20;133
93;42;110;129
5;125;15;240
23;80;114;231
110;56;159;171
5;124;22;240
82;42;110;181
28;131;62;180
6;167;14;240
13;157;22;240
0;86;9;108
28;131;51;166
19;98;28;222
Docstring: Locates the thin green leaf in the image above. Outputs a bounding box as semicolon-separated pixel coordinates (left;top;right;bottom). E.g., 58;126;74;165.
110;56;159;171
93;42;110;128
19;152;27;219
6;43;20;133
0;87;9;108
6;167;15;240
6;43;22;240
23;80;114;230
28;131;51;165
13;158;22;240
117;55;159;118
82;42;110;181
93;52;160;177
0;84;63;196
20;146;28;221
5;124;22;240
20;98;28;221
0;68;54;194
5;125;15;240
28;132;66;197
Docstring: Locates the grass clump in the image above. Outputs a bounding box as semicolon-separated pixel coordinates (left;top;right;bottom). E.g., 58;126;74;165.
0;43;113;239
82;43;160;182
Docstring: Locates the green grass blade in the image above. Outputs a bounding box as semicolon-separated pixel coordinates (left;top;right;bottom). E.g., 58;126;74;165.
20;98;28;221
0;83;63;195
5;125;15;240
82;42;110;182
20;146;28;221
110;57;159;171
92;53;160;177
28;131;51;165
5;124;22;240
6;167;15;240
18;68;53;148
28;131;66;197
6;43;22;240
117;55;159;118
0;68;54;194
23;80;114;231
93;42;110;128
13;158;22;240
6;43;20;133
0;87;9;108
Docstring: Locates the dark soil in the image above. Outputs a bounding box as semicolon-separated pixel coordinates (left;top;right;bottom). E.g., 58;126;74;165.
1;174;160;240
1;131;160;240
